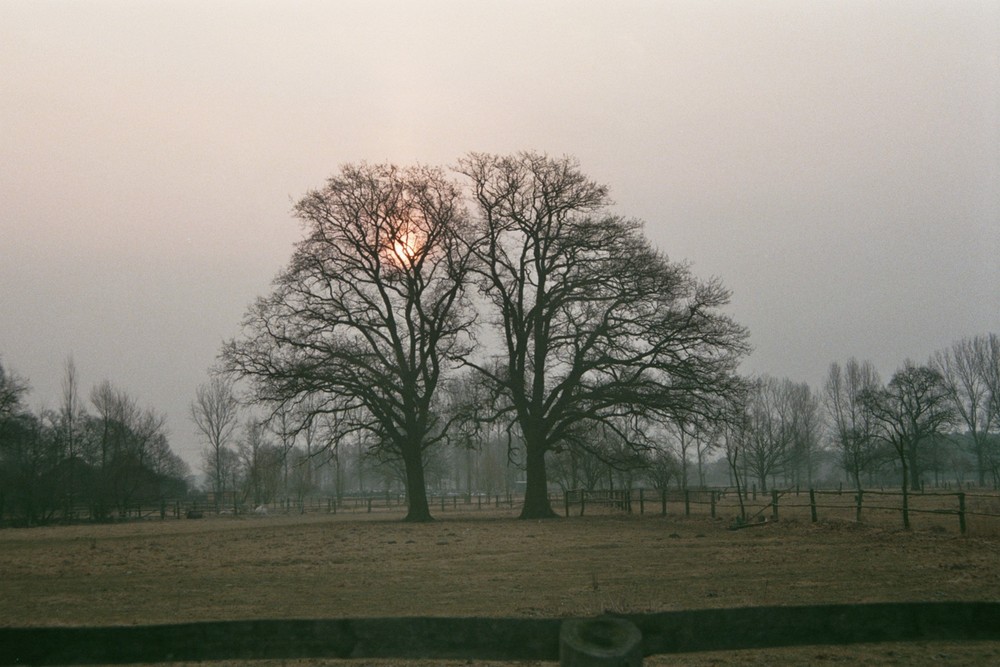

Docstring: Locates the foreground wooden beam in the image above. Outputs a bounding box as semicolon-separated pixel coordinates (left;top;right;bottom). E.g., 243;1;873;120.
2;602;998;665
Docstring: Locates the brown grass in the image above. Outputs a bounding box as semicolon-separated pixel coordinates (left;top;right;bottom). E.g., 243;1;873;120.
2;510;999;665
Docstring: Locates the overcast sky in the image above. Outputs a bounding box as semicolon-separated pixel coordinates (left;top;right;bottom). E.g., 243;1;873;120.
2;0;998;468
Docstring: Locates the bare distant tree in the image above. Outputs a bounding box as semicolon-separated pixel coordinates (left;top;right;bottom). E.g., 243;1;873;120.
458;152;748;518
190;377;240;506
0;358;29;420
824;359;883;491
90;381;167;516
223;163;477;522
693;420;722;489
646;444;682;491
664;419;694;490
741;376;795;493
785;380;823;488
863;361;956;528
59;356;85;511
721;386;751;521
237;418;281;507
933;335;998;486
986;334;1000;481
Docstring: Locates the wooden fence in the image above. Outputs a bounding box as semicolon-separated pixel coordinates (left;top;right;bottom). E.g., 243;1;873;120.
27;491;529;525
562;486;1000;534
14;487;1000;533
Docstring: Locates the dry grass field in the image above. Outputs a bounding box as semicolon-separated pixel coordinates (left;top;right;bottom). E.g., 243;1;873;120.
2;509;999;665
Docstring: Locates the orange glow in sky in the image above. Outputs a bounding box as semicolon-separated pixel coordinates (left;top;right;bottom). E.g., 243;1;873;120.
392;229;420;267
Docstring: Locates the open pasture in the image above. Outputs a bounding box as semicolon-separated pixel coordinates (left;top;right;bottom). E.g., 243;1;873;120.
2;511;999;665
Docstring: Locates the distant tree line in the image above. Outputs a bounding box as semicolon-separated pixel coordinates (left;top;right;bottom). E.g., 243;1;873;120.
0;357;191;525
710;336;1000;520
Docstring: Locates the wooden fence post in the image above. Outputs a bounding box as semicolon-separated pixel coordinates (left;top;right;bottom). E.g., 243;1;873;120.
809;489;817;523
639;488;644;515
684;490;690;517
958;493;967;535
580;490;587;517
771;489;779;522
710;490;716;519
564;491;570;518
855;490;863;522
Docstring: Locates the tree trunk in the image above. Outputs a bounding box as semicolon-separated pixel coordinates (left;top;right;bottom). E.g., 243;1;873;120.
401;446;433;522
900;453;911;530
907;441;922;492
972;435;985;487
520;440;557;519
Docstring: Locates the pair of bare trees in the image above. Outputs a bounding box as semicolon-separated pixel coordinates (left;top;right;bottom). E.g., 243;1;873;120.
219;153;749;521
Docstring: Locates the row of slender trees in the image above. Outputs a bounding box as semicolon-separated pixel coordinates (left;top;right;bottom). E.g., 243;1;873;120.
705;335;1000;511
0;358;191;525
190;376;530;511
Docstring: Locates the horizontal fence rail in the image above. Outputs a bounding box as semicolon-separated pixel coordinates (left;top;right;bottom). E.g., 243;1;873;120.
3;602;1000;665
0;492;532;526
562;486;1000;534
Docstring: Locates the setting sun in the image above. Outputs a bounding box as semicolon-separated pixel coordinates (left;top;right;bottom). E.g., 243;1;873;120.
392;229;420;266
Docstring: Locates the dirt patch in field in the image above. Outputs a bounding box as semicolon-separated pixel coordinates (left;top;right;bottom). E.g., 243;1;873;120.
2;511;998;664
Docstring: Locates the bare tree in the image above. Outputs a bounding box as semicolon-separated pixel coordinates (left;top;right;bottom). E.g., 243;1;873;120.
90;381;167;516
693;420;722;489
646;444;682;491
985;334;1000;482
785;380;823;488
190;377;240;508
223;163;476;522
741;376;795;492
58;356;86;513
824;359;883;491
721;387;751;521
933;335;998;486
237;418;281;507
863;361;956;528
664;420;693;490
0;358;29;420
458;152;748;518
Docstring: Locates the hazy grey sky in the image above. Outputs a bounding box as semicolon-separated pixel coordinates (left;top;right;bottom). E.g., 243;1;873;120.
2;1;998;467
